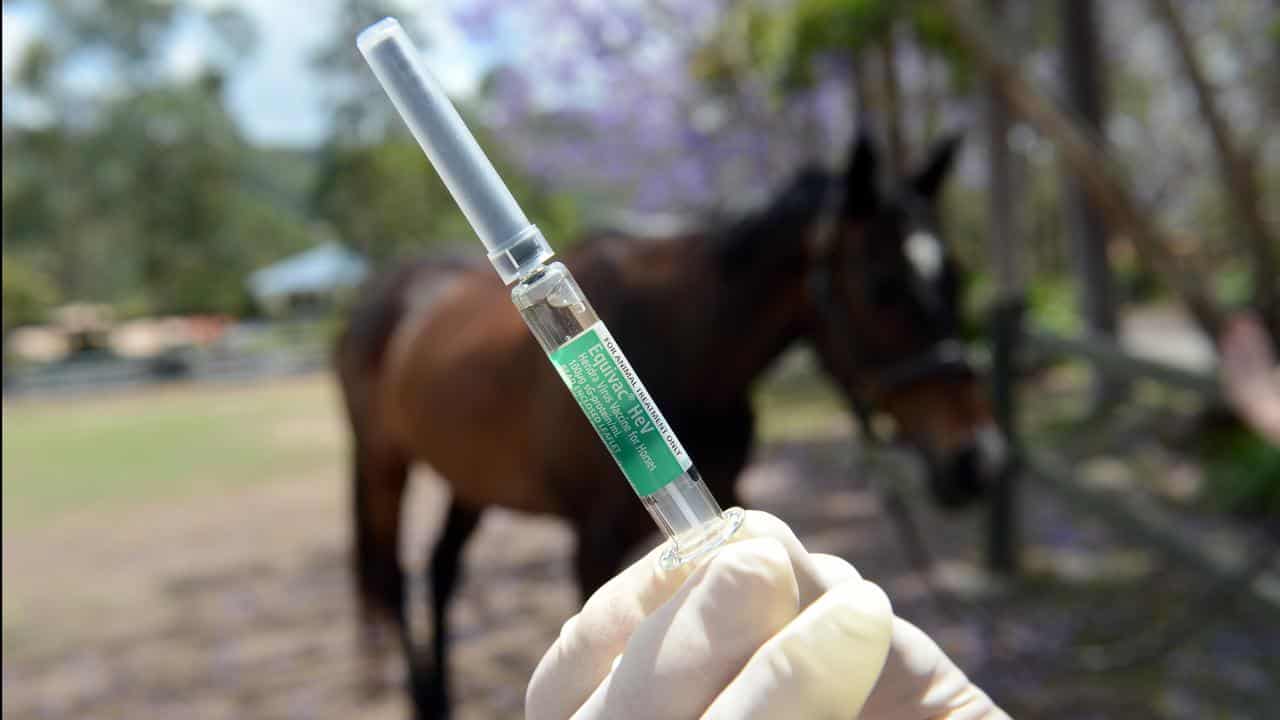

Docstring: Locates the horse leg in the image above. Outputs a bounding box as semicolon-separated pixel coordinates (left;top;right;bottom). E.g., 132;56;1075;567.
568;412;753;602
583;411;751;600
411;498;482;719
691;409;753;512
351;440;409;698
573;505;653;601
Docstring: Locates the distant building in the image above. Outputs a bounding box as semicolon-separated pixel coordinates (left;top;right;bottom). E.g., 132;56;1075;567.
51;303;114;354
247;242;369;316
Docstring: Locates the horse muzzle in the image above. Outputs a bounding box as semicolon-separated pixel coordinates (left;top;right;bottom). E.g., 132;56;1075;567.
927;424;1009;509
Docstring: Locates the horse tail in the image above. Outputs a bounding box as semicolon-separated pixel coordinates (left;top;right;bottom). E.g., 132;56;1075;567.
334;264;418;695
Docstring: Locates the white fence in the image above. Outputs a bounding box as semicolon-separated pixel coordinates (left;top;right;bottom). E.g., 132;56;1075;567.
3;347;330;399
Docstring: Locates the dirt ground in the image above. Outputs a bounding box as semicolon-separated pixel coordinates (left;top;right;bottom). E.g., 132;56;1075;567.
5;434;1278;719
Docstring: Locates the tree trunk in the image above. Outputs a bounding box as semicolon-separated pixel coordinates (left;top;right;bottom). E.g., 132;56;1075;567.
921;48;942;143
879;28;907;178
1149;0;1280;341
984;0;1022;576
986;32;1021;297
939;0;1224;338
1059;0;1120;405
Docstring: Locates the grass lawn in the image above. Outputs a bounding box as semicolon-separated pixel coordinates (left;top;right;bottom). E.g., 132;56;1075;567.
2;374;348;531
2;350;851;533
0;357;849;648
753;368;851;443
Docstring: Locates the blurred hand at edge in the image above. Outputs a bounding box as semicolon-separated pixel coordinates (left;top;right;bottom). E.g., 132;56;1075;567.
526;510;1008;720
1220;311;1280;444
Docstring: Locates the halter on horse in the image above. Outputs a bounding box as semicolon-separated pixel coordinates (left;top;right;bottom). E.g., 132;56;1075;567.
807;134;1005;506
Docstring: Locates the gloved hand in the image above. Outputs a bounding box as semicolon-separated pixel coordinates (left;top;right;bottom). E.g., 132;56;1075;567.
526;510;1006;719
1220;312;1280;444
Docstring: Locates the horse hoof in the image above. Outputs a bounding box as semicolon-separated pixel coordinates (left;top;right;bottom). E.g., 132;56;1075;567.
411;674;451;719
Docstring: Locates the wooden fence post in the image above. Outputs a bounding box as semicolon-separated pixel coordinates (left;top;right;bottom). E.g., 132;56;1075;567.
984;0;1025;576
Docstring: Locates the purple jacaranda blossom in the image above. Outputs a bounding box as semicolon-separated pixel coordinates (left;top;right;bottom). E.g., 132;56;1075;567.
453;0;857;216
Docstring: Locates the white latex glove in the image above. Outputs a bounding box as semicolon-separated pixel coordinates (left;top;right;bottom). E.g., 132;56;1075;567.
1220;312;1280;444
526;510;1007;720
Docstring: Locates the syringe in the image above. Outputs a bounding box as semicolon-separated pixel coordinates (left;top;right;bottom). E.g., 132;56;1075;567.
357;18;743;568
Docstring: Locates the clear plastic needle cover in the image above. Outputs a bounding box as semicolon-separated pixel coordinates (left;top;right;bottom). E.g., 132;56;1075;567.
357;17;552;284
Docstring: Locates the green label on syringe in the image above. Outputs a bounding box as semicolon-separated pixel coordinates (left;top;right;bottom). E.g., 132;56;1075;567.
549;322;692;496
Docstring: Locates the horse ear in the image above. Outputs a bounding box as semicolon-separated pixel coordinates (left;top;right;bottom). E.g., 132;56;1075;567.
911;133;962;199
844;131;879;215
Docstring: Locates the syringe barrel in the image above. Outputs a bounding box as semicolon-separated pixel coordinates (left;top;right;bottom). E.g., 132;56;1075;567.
357;17;552;284
511;262;744;569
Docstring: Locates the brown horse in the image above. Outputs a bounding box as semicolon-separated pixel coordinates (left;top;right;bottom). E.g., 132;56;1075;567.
335;133;1003;716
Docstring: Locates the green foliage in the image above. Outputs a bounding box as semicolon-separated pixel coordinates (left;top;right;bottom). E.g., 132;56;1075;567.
1;0;309;318
527;188;584;253
695;0;889;92
1200;426;1280;516
1;376;343;530
15;0;255;99
1028;276;1083;335
785;0;895;84
939;182;989;268
46;0;177;60
111;79;251;312
3;0;582;319
696;0;972;95
311;138;473;263
1211;263;1254;308
3;72;315;316
312;0;419;144
308;2;581;266
310;125;581;265
907;3;973;89
2;255;62;330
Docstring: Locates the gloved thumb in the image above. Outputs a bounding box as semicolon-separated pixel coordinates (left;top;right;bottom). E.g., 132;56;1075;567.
701;577;893;719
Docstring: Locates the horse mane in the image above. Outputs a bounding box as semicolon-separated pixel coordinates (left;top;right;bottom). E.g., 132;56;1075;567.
564;166;833;273
339;163;832;379
715;167;832;272
339;255;476;374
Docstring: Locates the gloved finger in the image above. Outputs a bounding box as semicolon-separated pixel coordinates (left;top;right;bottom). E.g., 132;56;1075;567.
527;510;820;719
526;540;685;720
808;552;862;589
860;618;1006;720
701;577;893;720
572;537;800;719
785;555;1007;719
735;510;846;606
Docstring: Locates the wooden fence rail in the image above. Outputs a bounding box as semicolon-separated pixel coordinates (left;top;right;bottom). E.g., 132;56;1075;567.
999;326;1279;615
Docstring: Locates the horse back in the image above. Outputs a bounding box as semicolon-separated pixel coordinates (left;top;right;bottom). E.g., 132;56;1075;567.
350;257;571;513
338;233;735;519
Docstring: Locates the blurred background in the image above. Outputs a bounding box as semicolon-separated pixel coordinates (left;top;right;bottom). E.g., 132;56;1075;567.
3;0;1278;718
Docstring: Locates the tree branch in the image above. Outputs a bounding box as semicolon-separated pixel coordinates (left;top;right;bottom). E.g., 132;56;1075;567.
1149;0;1278;333
985;0;1021;298
938;0;1224;337
879;27;907;177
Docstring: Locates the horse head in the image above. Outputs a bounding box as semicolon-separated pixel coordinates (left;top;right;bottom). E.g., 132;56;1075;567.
805;132;1007;508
